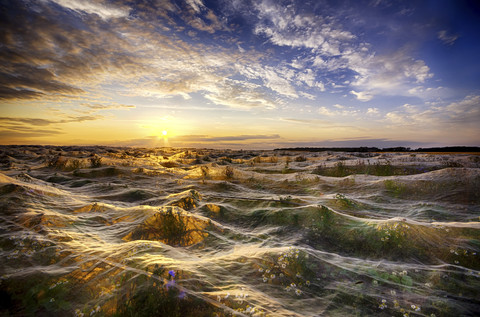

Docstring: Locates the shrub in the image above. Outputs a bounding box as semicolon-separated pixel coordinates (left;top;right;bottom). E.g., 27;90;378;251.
161;161;178;168
200;165;209;180
224;166;234;179
295;155;307;162
89;155;102;168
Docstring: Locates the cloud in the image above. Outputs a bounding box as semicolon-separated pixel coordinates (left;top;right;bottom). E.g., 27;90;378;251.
182;0;225;33
0;114;102;143
318;106;336;116
273;138;437;149
0;129;64;139
445;95;480;124
367;107;379;114
51;0;130;19
83;103;136;111
279;117;333;125
437;30;459;46
0;63;84;100
295;69;325;91
0;0;268;110
204;79;277;109
317;105;360;117
236;64;298;98
253;0;355;55
0;117;59;127
348;49;433;95
0;87;44;100
0;115;101;126
385;95;480;131
350;90;373;101
172;134;281;142
247;0;434;99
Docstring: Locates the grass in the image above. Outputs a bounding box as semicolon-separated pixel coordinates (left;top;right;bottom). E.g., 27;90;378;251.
223;166;234;179
124;207;208;247
313;160;442;177
113;266;222;317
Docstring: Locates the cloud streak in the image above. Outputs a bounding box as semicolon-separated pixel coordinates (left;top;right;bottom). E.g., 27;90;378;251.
172;134;281;142
0;116;101;126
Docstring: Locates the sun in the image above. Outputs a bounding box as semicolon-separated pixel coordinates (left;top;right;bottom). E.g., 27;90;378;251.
162;130;168;136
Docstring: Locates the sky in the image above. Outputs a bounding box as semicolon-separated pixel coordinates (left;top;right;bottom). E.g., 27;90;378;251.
1;0;479;149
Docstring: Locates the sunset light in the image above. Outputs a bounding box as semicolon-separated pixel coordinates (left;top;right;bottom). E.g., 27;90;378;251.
0;0;478;148
1;2;480;316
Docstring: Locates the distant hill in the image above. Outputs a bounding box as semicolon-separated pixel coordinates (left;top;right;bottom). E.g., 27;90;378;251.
274;146;480;153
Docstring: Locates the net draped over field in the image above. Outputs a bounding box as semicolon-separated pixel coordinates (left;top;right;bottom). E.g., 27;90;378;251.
1;146;480;316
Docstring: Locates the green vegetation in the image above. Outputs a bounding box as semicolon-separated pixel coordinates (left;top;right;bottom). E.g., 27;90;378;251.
313;160;441;177
113;266;221;317
223;166;234;179
125;207;208;246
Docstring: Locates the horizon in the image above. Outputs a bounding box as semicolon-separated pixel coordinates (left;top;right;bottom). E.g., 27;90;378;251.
1;0;480;148
2;143;479;153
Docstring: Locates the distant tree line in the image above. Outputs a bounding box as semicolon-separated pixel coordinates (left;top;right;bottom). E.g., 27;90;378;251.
274;146;480;153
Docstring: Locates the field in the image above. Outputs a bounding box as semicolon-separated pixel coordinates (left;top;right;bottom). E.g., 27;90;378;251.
1;146;480;316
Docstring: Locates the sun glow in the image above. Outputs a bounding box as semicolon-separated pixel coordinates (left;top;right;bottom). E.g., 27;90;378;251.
162;130;168;136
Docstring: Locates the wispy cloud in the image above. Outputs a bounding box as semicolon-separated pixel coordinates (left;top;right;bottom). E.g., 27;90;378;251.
318;105;360;117
350;90;373;102
182;0;225;33
253;0;355;55
172;134;281;142
51;0;130;20
0;115;101;126
82;103;136;111
384;95;480;139
204;79;277;109
437;30;459;46
244;0;434;101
